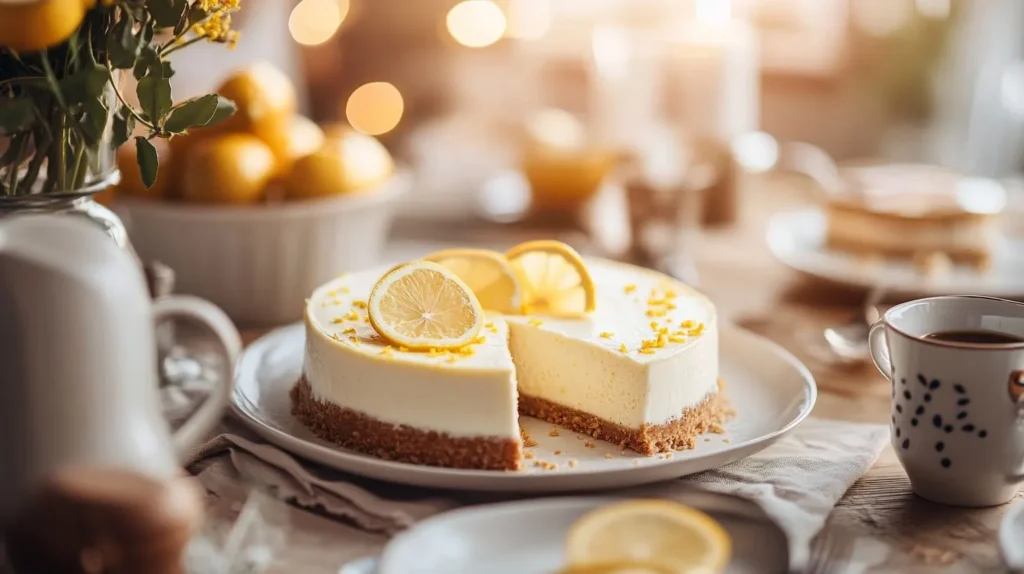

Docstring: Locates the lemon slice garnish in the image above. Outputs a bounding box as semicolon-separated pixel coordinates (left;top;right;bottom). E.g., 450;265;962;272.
367;261;484;350
565;500;731;574
506;240;596;317
423;248;524;314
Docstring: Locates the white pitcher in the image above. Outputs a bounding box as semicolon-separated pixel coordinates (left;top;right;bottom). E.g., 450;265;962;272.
0;215;241;523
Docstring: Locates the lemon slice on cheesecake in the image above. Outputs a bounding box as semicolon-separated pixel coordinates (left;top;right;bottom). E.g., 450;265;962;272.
565;500;731;574
423;248;525;314
367;261;484;350
507;240;596;317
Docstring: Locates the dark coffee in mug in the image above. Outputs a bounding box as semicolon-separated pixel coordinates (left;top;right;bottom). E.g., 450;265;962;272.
923;329;1024;344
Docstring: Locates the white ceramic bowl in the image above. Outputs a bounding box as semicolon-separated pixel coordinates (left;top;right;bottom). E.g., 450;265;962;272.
117;171;411;326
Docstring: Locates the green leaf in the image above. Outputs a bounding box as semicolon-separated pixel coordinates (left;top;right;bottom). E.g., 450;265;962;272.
137;73;172;126
81;98;109;144
187;5;208;26
163;94;219;134
140;17;155;47
162;61;175;78
133;46;159;80
173;7;190;35
204;96;236;128
112;107;135;148
58;65;109;105
150;0;188;28
0;133;29;169
107;16;141;69
0;99;35;134
135;136;159;189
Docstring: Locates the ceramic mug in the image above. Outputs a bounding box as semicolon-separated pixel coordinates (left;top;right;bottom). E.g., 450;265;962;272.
868;295;1024;507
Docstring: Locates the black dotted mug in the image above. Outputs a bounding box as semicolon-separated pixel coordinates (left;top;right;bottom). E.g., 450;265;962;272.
869;295;1024;507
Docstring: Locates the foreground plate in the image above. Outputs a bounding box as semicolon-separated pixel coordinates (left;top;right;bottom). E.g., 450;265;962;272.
377;495;789;574
231;323;816;492
767;209;1024;297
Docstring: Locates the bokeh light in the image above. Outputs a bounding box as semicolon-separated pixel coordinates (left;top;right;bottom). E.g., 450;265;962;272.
345;82;405;136
852;0;912;37
504;0;551;40
289;0;349;46
446;0;507;48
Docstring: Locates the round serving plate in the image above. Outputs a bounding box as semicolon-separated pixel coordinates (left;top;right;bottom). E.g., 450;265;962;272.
231;323;816;492
766;209;1024;297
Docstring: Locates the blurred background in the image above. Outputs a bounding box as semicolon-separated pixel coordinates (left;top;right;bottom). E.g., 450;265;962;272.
169;0;1024;225
108;0;1024;327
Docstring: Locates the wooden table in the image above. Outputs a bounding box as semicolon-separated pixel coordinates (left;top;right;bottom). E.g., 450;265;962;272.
209;171;1020;573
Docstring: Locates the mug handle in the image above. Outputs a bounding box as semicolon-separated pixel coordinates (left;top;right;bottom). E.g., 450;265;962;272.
152;295;242;459
1009;371;1024;482
868;320;892;381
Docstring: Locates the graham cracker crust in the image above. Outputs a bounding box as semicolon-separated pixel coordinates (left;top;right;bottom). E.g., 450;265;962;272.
519;381;734;454
291;377;523;471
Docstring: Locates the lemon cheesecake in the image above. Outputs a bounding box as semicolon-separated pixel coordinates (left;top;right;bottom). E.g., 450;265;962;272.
292;242;729;470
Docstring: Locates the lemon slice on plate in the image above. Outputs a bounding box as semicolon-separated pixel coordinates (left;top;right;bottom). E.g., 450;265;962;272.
506;240;596;316
423;248;524;314
565;500;731;574
367;261;484;350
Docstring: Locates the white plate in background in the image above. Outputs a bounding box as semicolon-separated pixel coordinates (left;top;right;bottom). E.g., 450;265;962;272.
231;323;815;493
766;209;1024;297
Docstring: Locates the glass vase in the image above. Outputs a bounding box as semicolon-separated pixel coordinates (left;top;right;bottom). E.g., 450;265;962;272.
0;71;130;249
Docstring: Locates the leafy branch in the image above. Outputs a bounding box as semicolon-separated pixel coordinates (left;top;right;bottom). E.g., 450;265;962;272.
0;0;240;195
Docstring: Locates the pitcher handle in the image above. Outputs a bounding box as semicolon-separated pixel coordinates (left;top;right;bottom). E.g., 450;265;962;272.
868;320;892;381
152;295;242;459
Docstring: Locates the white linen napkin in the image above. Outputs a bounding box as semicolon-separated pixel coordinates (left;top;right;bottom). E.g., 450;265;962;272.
186;417;888;571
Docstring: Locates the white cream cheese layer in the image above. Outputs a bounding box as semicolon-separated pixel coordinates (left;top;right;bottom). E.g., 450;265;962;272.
508;260;718;429
303;259;719;438
304;269;519;439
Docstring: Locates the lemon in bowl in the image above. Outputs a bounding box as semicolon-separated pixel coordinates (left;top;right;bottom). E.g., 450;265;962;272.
214;62;297;141
180;134;277;205
283;127;394;200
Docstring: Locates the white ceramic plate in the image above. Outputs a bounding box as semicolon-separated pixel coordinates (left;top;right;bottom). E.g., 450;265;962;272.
766;209;1024;297
374;496;789;574
231;323;816;492
1001;501;1024;572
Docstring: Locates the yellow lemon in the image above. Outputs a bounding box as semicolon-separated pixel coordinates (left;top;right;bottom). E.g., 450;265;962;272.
214;62;297;139
422;248;524;314
115;140;171;200
261;115;325;178
506;240;596;317
283;128;393;199
565;500;731;574
367;261;484;351
180;134;276;205
0;0;88;53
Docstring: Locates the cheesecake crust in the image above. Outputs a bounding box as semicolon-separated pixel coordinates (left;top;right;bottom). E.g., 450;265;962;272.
291;377;523;471
519;381;734;455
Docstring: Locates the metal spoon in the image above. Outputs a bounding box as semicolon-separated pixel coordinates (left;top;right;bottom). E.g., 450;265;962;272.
822;285;887;363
